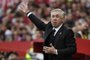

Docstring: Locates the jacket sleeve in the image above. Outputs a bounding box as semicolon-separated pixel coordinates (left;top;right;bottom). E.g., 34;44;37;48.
57;29;76;56
27;13;47;31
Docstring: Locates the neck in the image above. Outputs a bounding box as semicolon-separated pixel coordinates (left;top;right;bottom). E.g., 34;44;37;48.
54;24;63;28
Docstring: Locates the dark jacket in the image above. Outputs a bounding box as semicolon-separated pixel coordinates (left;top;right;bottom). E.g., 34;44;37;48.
28;13;76;60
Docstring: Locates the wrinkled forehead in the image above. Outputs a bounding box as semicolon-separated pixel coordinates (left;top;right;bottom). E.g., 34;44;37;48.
50;9;65;16
51;11;61;16
50;11;65;18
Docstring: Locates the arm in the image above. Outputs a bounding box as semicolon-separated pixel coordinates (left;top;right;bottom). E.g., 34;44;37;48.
27;12;46;31
17;1;46;31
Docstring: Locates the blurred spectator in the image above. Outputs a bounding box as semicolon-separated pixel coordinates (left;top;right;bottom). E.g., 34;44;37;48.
64;13;75;28
24;32;32;41
72;18;89;39
5;27;13;42
86;16;90;39
0;51;5;60
0;51;8;60
0;4;3;17
33;30;44;40
7;51;19;60
0;23;5;41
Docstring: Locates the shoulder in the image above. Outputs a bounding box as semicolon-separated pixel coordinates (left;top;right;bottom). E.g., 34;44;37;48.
63;26;74;34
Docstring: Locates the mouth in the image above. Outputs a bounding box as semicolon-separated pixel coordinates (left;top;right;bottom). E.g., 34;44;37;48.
53;21;57;23
52;22;57;26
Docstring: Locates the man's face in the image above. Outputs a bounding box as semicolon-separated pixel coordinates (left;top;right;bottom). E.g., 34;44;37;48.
51;11;63;28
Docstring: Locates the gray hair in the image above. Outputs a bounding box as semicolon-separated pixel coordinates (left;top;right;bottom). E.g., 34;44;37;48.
51;8;65;18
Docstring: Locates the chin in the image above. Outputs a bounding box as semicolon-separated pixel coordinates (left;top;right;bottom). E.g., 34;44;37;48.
53;25;58;28
52;24;59;28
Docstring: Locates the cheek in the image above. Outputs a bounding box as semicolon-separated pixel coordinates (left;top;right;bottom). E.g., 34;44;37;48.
58;19;63;24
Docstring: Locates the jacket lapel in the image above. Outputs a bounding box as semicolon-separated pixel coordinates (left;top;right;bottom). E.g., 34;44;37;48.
44;23;65;40
54;25;64;39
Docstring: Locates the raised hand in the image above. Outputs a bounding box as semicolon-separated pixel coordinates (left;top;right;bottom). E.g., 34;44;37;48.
17;0;29;14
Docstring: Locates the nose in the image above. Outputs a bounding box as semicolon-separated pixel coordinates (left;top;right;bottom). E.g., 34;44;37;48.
52;17;57;21
53;18;57;21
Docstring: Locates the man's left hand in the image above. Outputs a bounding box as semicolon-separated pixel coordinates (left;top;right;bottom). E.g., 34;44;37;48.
43;43;57;54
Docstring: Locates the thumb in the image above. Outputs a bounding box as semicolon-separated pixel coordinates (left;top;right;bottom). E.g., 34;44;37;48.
50;43;54;47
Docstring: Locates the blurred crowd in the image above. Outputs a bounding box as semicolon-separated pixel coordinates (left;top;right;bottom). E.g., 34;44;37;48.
0;51;19;60
0;50;43;60
0;0;90;42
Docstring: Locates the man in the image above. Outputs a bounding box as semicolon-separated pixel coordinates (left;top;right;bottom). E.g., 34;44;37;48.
17;1;76;60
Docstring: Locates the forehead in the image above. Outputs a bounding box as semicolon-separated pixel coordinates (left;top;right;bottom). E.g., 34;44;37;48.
51;11;61;16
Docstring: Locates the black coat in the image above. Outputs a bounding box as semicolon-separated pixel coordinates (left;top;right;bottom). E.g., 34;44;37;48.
28;14;76;60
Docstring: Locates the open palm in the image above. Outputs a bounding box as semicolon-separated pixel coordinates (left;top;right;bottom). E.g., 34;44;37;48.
17;0;29;14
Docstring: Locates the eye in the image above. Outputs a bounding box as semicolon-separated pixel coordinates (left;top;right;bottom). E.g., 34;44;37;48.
56;14;59;18
51;15;55;18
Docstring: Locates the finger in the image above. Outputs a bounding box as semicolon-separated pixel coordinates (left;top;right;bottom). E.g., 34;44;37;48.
21;2;28;9
43;46;50;49
17;5;24;12
43;49;46;52
43;49;47;53
17;3;24;9
17;3;28;12
18;5;24;10
20;2;27;7
43;46;47;50
50;43;53;47
43;49;49;53
21;2;27;5
45;47;50;49
22;0;29;4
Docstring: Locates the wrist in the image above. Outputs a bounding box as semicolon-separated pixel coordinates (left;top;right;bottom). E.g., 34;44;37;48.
26;10;30;14
27;12;33;17
55;49;58;55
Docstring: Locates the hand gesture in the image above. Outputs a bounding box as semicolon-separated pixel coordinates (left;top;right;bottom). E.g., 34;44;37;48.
17;0;29;14
43;43;57;54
